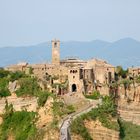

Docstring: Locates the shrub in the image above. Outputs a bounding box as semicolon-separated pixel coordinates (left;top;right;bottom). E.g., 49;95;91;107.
116;66;128;79
70;117;93;140
9;71;27;82
52;101;75;117
0;69;10;78
118;119;140;140
0;78;10;97
0;109;37;140
37;91;51;107
70;95;119;139
15;77;41;97
85;90;101;100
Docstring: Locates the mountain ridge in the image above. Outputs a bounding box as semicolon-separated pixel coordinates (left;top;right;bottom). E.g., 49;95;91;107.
1;38;140;68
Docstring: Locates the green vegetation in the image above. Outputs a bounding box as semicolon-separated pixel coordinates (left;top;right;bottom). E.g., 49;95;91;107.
82;96;119;130
52;82;68;90
0;104;38;140
71;117;93;140
70;95;119;140
37;91;52;107
0;69;10;78
52;101;75;117
0;78;10;97
28;67;33;74
136;75;140;83
15;77;41;97
116;66;128;79
0;69;52;107
9;71;27;82
85;90;101;100
118;119;140;140
0;70;28;97
51;100;75;129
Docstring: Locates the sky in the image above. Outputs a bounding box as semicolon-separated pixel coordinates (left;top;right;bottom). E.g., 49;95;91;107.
0;0;140;47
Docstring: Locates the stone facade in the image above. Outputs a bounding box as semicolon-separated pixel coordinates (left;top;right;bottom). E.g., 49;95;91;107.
5;39;115;95
128;67;140;77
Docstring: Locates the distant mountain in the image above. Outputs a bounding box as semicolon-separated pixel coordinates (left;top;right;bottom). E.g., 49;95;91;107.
0;38;140;68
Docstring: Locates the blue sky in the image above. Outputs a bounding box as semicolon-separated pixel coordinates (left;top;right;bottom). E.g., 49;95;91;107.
0;0;140;47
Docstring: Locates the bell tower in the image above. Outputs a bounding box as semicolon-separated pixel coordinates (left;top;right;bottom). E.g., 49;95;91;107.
52;39;60;65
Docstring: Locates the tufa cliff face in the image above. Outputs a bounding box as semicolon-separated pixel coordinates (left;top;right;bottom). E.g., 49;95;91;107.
118;83;140;125
84;120;119;140
71;120;119;140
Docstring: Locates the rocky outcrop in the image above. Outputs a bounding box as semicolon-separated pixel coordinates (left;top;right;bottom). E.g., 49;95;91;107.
8;81;19;93
36;96;60;140
118;83;140;125
84;120;119;140
37;96;54;128
118;99;140;125
0;96;38;113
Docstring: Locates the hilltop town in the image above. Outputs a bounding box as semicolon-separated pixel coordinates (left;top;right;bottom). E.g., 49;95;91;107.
0;39;140;140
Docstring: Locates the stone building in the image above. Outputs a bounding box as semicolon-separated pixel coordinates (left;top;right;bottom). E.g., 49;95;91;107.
128;67;140;77
6;62;28;72
5;39;115;95
68;68;84;93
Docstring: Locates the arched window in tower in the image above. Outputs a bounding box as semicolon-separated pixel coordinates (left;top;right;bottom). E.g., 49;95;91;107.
54;42;57;47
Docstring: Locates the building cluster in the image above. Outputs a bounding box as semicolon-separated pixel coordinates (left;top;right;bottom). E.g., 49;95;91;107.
6;39;115;95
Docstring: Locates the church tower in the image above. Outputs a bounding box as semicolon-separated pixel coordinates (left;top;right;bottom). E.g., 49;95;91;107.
52;39;60;65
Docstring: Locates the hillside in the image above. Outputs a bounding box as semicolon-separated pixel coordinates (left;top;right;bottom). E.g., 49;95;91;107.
1;38;140;68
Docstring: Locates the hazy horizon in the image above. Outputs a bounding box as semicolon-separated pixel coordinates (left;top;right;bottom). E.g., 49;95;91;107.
0;0;140;47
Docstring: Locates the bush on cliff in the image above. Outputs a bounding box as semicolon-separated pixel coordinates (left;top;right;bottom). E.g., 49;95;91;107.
0;69;10;78
15;77;41;97
70;117;93;140
85;90;101;100
52;101;75;117
118;119;140;140
70;95;119;140
0;78;10;97
37;91;51;107
9;71;27;82
0;104;38;140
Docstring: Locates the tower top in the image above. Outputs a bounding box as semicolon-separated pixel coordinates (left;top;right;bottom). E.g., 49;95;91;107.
51;39;60;42
52;39;60;65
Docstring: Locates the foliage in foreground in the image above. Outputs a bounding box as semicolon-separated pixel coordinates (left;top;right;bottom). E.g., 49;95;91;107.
118;119;140;140
0;104;38;140
70;96;119;140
